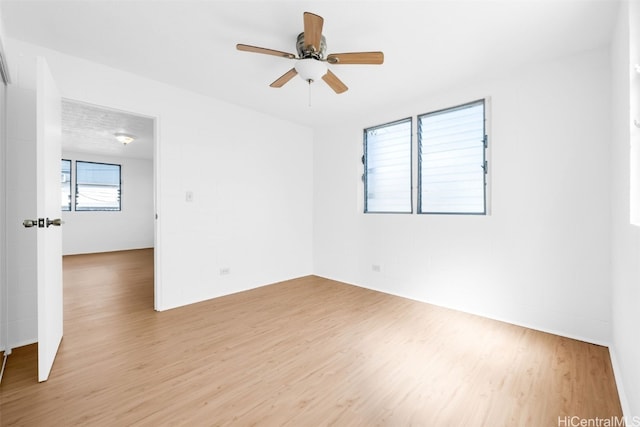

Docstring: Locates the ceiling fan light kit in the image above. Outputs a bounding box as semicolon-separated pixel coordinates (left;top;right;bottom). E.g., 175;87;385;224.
294;58;327;83
236;11;384;94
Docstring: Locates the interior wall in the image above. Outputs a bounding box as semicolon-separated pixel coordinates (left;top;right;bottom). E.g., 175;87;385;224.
0;1;8;353
5;83;37;349
611;0;639;418
5;38;314;321
61;151;154;255
0;62;6;353
314;47;612;345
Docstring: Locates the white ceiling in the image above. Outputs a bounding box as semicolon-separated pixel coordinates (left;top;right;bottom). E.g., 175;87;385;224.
62;100;155;160
1;0;619;131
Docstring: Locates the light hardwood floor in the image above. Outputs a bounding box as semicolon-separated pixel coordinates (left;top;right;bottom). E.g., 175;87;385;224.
0;249;623;426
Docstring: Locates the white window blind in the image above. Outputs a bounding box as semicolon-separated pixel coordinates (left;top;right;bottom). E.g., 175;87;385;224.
418;100;486;214
364;118;412;213
76;161;122;211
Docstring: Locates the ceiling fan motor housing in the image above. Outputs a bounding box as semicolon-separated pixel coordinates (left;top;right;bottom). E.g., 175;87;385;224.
296;32;327;59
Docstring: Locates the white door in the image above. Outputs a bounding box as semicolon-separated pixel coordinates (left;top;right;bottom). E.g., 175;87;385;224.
35;57;63;382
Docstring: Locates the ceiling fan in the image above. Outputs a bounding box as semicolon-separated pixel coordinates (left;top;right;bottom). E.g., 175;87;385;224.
236;12;384;94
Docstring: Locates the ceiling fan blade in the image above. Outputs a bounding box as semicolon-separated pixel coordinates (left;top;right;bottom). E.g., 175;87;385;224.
236;44;296;59
322;70;348;94
303;12;324;53
270;68;298;88
326;52;384;65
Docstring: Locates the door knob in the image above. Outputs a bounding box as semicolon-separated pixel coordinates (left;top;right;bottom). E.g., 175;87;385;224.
23;219;38;228
46;218;63;227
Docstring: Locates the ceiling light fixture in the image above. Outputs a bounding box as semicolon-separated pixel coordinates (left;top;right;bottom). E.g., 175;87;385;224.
114;132;135;145
294;58;327;83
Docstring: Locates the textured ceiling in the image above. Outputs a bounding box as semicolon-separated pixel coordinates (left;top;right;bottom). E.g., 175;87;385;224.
2;0;620;131
62;100;154;160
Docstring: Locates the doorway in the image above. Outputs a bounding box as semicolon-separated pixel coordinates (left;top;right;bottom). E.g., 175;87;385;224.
60;99;157;307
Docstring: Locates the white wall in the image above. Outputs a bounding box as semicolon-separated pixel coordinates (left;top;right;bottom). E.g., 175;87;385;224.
611;0;640;418
0;3;9;353
4;37;314;354
5;83;37;349
314;47;612;345
61;151;154;255
0;77;6;353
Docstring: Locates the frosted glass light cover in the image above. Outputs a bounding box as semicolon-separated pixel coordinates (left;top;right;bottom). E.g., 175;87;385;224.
294;58;327;82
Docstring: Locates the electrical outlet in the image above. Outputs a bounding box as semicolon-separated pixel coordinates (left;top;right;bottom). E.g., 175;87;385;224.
372;264;381;272
219;267;230;275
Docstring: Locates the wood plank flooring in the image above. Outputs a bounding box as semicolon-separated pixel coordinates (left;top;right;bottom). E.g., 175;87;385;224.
0;249;623;426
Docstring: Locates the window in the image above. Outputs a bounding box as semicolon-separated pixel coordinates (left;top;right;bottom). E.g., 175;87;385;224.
75;161;121;211
418;100;487;214
363;118;412;213
61;159;71;211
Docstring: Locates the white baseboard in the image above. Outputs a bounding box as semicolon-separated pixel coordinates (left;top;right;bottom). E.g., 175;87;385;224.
609;345;631;418
0;338;37;354
321;274;611;346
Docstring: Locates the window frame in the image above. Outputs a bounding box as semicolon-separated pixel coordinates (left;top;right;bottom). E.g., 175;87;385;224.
363;117;413;214
75;160;122;212
61;158;72;212
417;99;488;215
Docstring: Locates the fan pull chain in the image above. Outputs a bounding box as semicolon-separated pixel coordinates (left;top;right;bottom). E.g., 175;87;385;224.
308;80;312;107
